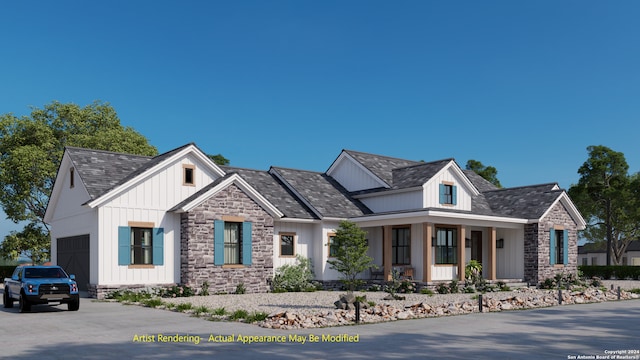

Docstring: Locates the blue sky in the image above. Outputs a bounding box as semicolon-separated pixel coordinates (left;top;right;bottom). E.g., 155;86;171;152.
1;1;639;239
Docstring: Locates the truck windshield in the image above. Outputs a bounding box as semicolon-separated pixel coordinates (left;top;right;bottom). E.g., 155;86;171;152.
24;268;67;279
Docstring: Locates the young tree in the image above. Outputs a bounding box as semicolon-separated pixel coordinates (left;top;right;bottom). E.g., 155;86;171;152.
0;100;157;262
326;220;375;293
465;160;502;188
568;145;640;265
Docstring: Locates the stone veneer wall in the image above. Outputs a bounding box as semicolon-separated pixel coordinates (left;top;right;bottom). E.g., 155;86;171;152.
180;184;274;294
523;201;578;285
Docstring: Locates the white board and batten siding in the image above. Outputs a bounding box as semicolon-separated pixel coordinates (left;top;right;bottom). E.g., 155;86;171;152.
98;156;220;286
424;168;472;211
327;155;386;192
495;229;525;279
360;190;423;213
272;222;316;269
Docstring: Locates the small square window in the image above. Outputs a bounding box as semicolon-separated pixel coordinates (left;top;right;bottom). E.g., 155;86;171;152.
183;165;195;186
280;233;295;257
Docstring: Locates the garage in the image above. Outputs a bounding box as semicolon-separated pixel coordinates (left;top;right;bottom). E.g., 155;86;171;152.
57;235;90;291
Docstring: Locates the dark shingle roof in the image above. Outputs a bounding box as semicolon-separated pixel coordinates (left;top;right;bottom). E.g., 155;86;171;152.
342;150;421;187
221;166;317;219
271;167;371;218
391;159;453;189
67;144;194;201
482;183;562;219
463;170;499;192
66;147;152;200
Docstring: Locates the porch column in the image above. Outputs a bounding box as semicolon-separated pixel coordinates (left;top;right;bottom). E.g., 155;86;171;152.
458;225;466;281
487;227;496;280
383;225;392;281
423;223;432;282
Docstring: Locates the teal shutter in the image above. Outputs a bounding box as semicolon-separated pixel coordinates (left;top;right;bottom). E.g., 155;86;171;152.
563;230;569;265
242;222;252;265
452;185;457;205
152;227;164;265
549;230;556;265
214;220;225;265
118;226;131;265
439;184;445;204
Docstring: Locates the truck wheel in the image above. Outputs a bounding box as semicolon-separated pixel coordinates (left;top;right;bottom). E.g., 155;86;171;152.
3;289;13;308
68;299;80;311
19;293;31;313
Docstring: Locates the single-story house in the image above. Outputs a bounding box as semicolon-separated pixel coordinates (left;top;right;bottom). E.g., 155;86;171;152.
44;143;586;298
578;241;640;266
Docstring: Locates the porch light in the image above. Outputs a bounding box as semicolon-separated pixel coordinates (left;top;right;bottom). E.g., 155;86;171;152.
496;239;504;248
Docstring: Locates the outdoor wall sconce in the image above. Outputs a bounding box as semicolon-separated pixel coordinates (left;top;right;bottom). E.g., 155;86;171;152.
496;239;504;248
465;238;471;248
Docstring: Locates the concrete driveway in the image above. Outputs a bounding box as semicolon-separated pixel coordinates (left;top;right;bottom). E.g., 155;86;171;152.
1;290;638;360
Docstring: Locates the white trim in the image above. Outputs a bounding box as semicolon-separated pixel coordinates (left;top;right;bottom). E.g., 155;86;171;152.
172;173;283;218
349;209;529;229
538;192;587;230
326;151;390;189
352;186;423;199
426;160;480;196
86;144;225;208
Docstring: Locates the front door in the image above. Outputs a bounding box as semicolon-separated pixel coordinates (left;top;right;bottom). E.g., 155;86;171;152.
471;231;482;265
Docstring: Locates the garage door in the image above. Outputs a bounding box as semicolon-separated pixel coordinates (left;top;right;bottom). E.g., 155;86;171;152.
57;235;90;291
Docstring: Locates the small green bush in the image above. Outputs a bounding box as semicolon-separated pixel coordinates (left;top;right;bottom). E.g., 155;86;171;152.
245;311;269;322
229;309;249;320
398;280;417;293
420;288;435;296
629;288;640;294
235;282;246;294
200;281;210;296
142;298;164;308
212;307;228;316
271;255;316;292
436;283;450;294
176;303;193;312
159;285;195;298
579;265;640;280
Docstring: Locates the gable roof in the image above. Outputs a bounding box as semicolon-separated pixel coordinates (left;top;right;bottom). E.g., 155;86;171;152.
391;159;454;189
270;167;371;219
339;150;421;187
482;183;562;219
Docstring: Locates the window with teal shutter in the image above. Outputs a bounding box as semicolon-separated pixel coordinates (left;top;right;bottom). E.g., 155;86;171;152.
563;229;569;265
439;184;445;204
153;227;164;265
549;230;556;265
242;222;252;265
214;220;225;265
452;185;457;205
118;226;131;265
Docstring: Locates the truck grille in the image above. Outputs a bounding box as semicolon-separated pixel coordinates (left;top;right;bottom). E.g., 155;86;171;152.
39;283;71;295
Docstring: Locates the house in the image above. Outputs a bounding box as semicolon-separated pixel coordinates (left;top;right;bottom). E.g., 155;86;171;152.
578;241;640;266
44;144;586;298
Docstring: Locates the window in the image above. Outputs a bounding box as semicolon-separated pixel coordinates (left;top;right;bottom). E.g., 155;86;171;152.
224;222;242;264
436;227;457;264
280;233;295;257
550;228;568;265
554;230;563;265
392;227;411;265
591;257;597;265
118;225;164;266
328;233;337;257
439;183;457;205
131;227;153;265
581;257;588;266
214;219;252;266
183;164;195;186
70;168;75;188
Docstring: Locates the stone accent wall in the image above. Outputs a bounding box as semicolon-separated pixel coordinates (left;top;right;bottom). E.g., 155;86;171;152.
180;184;274;294
523;201;578;285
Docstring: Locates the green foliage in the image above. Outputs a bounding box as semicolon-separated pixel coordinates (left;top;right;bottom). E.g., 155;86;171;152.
0;223;49;264
568;145;640;265
436;283;451;294
192;305;210;316
383;268;402;298
176;303;193;312
158;285;195;298
449;280;460;293
245;311;269;323
199;281;209;296
229;309;249;320
106;289;154;302
272;255;316;292
207;154;230;166
326;220;375;293
420;288;435;296
0;266;16;280
629;289;640;294
579;265;640;280
0;100;157;261
465;260;482;283
142;298;164;308
212;307;228;316
235;282;246;294
397;280;417;294
465;160;502;188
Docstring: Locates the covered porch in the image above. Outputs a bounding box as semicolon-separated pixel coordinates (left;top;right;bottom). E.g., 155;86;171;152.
355;214;526;283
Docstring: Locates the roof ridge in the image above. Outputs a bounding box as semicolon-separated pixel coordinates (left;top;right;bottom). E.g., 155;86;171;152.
343;149;421;164
65;146;153;159
270;166;324;174
392;158;454;171
483;182;560;193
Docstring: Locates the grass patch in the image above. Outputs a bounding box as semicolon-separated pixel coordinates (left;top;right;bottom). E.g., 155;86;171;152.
420;288;435;296
245;311;269;323
629;288;640;294
229;309;249;320
192;305;210;316
142;298;164;308
212;307;228;316
176;303;193;312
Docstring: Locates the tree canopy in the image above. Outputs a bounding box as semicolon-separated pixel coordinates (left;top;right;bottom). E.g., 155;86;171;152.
568;145;640;265
0;100;157;262
326;220;375;293
465;159;502;188
207;153;230;166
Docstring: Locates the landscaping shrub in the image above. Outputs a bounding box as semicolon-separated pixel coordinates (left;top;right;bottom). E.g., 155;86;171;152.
271;255;316;292
159;285;195;298
579;265;640;280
